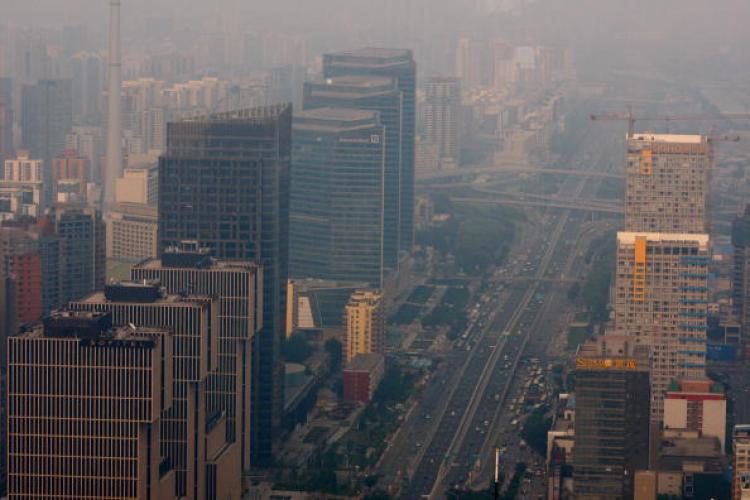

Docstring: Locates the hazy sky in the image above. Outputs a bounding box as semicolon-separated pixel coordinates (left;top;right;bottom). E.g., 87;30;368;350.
6;0;750;44
5;0;750;78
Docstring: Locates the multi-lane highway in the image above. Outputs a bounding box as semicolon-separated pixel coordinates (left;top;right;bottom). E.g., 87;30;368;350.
436;148;606;496
375;116;622;498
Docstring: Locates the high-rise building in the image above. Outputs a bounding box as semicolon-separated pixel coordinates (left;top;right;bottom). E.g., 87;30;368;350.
107;164;159;261
43;204;106;309
7;311;175;499
290;108;385;286
106;202;158;261
323;48;416;254
121;78;168;156
51;149;89;202
0;223;43;472
66;126;103;183
267;65;306;110
734;425;750;499
455;38;483;89
70;51;103;125
69;281;241;499
625;133;711;233
344;290;385;364
132;244;263;472
1;151;44;221
422;77;461;165
0;94;12;162
573;336;651;500
303;75;402;270
115;164;158;205
614;231;709;418
0;226;42;333
159;104;291;466
733;205;750;342
1;205;105;314
0;221;55;322
20;79;73;173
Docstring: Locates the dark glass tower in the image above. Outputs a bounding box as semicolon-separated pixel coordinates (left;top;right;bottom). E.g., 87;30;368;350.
303;76;401;270
159;104;291;466
573;337;651;499
291;107;385;286
323;49;416;255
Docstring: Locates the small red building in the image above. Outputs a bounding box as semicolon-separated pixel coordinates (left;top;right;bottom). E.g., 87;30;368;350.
343;353;385;403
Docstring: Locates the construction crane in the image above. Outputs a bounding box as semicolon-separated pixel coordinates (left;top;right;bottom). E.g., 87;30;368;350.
590;108;750;136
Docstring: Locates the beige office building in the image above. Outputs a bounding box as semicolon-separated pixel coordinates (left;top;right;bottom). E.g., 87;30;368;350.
614;231;709;418
106;202;158;261
625;133;710;234
115;165;158;205
344;289;385;364
7;310;176;500
69;281;240;500
132;245;263;471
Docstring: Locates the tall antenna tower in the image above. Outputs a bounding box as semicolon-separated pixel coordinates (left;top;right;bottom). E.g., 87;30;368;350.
104;0;123;209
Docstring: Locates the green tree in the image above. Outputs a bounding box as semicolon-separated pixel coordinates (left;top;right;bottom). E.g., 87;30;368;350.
520;407;552;456
325;338;343;372
282;333;312;363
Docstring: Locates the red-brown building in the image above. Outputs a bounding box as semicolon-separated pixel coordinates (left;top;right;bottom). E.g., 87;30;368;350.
0;227;43;325
10;251;42;324
343;353;385;403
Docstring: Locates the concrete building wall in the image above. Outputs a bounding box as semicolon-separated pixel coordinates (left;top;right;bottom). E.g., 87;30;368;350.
704;399;727;450
664;399;688;428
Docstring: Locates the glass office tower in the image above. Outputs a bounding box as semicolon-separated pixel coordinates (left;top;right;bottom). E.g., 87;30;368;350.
303;76;401;270
323;49;416;256
159;104;291;466
291;107;385;286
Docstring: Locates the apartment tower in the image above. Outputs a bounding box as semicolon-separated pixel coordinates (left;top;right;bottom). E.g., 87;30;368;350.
614;232;709;418
625;133;710;233
422;77;461;165
615;133;712;419
344;290;385;364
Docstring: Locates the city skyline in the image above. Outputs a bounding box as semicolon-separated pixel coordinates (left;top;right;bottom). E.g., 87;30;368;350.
2;0;750;498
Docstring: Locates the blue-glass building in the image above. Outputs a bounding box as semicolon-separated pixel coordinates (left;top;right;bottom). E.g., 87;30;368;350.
303;75;402;270
323;49;416;256
290;107;385;287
